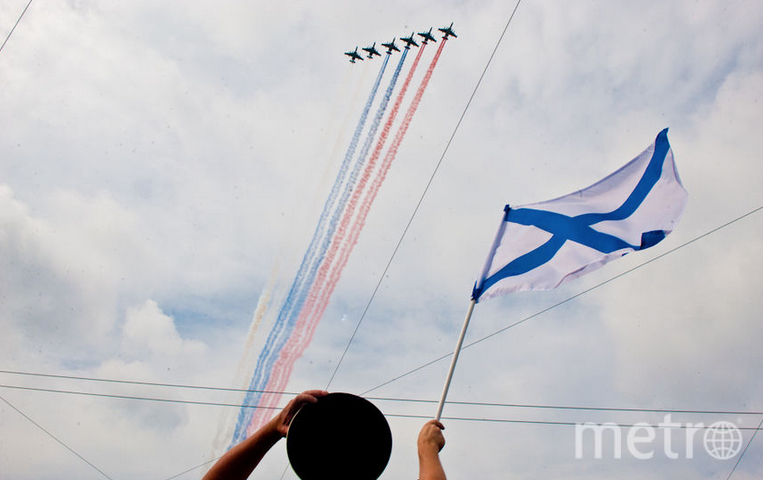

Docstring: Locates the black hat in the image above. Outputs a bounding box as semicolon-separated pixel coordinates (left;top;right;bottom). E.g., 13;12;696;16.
286;392;392;480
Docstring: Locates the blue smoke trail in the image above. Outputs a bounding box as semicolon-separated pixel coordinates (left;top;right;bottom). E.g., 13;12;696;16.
229;55;391;446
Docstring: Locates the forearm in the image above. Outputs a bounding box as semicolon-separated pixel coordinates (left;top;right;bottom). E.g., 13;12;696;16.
202;418;282;480
418;445;447;480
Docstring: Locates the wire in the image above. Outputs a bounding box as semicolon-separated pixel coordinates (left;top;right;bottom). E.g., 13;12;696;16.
0;384;283;410
154;413;763;480
0;0;34;55
726;416;763;480
2;382;761;418
0;394;115;480
385;412;763;431
10;384;761;480
161;456;221;480
162;416;763;480
11;374;756;479
360;204;763;395
0;369;299;396
4;383;763;432
326;0;525;390
0;370;763;415
378;397;763;417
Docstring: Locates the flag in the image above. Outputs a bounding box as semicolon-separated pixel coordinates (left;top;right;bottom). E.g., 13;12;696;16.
472;128;687;301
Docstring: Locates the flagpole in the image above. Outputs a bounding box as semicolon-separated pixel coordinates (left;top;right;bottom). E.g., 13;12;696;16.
435;298;477;421
435;207;507;420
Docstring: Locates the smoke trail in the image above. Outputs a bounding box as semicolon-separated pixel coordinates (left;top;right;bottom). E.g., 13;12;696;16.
251;40;443;428
269;45;429;391
231;37;448;445
240;54;398;435
210;279;273;453
229;55;391;447
300;46;419;321
303;44;427;327
290;49;408;331
250;43;434;422
246;49;411;430
232;284;273;394
309;39;449;362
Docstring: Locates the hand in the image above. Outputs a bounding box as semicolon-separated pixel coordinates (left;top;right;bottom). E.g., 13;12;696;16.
418;419;446;453
418;420;447;480
269;389;329;437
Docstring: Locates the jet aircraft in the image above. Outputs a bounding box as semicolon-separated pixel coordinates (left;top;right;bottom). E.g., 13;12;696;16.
439;22;457;38
345;47;363;63
363;42;381;58
418;27;437;44
381;38;400;53
400;33;419;48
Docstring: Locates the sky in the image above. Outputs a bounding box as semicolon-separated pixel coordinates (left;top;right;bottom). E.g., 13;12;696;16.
1;0;762;479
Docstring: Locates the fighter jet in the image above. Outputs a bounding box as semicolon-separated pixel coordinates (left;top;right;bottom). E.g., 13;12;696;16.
363;42;381;58
345;47;363;63
418;27;437;44
381;38;400;53
400;32;419;48
438;22;457;39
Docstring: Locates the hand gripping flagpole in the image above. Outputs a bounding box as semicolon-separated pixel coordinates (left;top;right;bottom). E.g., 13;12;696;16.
435;206;511;421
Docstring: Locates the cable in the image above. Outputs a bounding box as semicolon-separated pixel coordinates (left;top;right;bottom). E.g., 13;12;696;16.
3;382;761;418
360;204;763;395
376;397;763;417
0;394;115;480
326;0;525;390
0;0;34;55
10;380;757;479
5;383;763;432
155;415;763;480
385;412;763;431
726;415;763;480
0;369;300;396
161;456;221;480
0;384;283;410
2;370;762;416
160;415;763;480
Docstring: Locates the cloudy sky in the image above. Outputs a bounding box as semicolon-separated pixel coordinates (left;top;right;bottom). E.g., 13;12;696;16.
1;0;762;479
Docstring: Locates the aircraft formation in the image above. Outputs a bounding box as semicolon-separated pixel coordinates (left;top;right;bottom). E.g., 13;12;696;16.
345;22;456;63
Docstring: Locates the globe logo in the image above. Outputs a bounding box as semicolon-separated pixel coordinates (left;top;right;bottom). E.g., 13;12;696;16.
703;421;742;460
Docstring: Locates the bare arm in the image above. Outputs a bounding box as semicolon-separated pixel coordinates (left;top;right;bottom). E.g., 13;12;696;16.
418;419;447;480
202;390;328;480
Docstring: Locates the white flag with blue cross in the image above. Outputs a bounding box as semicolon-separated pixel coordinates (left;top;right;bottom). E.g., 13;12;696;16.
472;128;688;301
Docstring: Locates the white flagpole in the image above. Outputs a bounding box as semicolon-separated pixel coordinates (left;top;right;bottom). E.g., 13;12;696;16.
435;207;508;420
435;298;477;421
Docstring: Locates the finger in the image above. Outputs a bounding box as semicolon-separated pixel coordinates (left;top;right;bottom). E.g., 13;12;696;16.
427;419;445;430
303;389;329;398
295;390;328;404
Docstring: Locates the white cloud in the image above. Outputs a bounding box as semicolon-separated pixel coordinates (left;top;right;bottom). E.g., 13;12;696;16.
0;186;123;354
121;299;208;364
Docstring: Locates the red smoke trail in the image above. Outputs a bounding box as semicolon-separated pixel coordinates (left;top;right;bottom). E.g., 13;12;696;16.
247;45;436;428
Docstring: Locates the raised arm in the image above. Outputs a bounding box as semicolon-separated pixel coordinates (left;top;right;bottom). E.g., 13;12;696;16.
417;419;447;480
202;390;328;480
